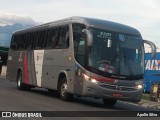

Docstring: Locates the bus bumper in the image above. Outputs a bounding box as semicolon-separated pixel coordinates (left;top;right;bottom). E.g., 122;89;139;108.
82;80;143;102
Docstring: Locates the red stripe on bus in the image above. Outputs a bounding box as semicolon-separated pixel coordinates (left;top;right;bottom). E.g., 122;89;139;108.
23;52;29;84
92;76;114;83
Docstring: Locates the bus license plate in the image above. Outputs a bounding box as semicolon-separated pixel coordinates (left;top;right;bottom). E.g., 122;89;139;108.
112;93;123;97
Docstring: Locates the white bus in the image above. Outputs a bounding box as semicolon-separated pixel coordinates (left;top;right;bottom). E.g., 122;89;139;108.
7;17;156;107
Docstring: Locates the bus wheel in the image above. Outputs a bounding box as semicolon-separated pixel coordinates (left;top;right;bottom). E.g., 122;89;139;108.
103;99;117;107
58;78;73;100
17;72;25;90
17;72;30;90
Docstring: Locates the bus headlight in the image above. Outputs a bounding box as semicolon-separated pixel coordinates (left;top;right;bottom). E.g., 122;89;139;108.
83;74;90;80
136;84;143;89
91;78;99;84
83;74;99;84
135;81;144;89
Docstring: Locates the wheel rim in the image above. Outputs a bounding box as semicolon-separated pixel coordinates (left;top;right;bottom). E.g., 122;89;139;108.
61;82;67;97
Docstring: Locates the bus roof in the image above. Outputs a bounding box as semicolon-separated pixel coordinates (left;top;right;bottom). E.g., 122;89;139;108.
14;16;141;36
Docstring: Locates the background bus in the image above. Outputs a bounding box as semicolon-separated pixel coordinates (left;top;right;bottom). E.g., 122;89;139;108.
6;17;156;107
144;47;160;92
0;23;33;76
0;46;8;74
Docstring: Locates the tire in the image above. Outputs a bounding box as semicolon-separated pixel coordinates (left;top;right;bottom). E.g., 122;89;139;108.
17;72;30;90
17;72;25;90
58;78;73;100
103;99;117;107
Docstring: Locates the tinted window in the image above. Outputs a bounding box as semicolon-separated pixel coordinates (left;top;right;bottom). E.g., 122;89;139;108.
45;28;59;48
77;38;86;66
72;23;86;66
23;34;28;50
56;26;69;49
18;35;24;50
26;33;35;49
11;35;19;50
36;30;46;49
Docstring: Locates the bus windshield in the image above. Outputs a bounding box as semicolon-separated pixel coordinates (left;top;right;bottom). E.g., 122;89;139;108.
89;28;144;76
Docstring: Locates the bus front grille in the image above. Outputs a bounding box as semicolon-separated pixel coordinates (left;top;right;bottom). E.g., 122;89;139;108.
100;84;135;91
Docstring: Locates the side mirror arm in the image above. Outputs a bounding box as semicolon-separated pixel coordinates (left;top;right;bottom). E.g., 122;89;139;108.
82;29;93;46
143;40;156;58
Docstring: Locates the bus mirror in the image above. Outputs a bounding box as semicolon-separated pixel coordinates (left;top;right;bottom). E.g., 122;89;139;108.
82;29;93;46
143;40;156;58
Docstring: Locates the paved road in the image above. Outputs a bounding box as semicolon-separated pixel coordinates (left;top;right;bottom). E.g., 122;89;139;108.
0;78;158;120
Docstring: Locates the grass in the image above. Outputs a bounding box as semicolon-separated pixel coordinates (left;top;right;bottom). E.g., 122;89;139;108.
142;93;150;100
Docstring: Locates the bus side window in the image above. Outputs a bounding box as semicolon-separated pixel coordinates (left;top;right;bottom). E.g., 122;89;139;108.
32;32;38;49
11;35;17;50
26;33;35;50
19;35;24;50
24;34;28;50
36;30;46;49
15;35;20;50
45;28;59;49
30;33;35;49
21;34;27;50
26;34;31;50
57;26;69;49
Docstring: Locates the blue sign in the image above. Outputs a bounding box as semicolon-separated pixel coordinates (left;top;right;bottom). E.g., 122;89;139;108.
144;53;160;92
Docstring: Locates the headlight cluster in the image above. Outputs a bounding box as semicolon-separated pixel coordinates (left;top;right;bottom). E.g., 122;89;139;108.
135;84;143;89
135;81;144;89
83;74;99;84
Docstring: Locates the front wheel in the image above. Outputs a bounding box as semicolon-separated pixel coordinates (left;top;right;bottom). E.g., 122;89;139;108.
103;99;117;107
58;78;73;100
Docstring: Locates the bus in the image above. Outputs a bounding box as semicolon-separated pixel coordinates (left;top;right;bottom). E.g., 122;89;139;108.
6;17;156;107
0;46;9;73
144;51;160;93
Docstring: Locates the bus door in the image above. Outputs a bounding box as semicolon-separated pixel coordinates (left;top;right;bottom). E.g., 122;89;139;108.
33;31;46;87
74;35;87;95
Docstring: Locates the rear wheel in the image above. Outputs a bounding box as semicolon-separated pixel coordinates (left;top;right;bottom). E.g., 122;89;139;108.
103;99;117;107
58;78;73;100
17;72;30;90
17;72;25;90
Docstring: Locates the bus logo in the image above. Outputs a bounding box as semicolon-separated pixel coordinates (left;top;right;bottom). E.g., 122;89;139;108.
119;34;125;41
114;79;119;83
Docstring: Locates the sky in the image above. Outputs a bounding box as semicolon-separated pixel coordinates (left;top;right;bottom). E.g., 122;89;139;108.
0;0;160;47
